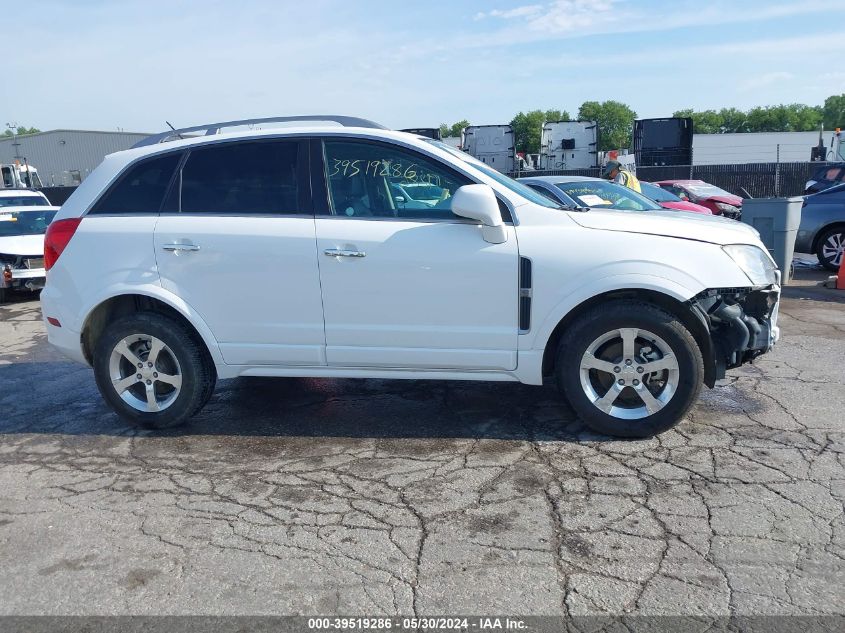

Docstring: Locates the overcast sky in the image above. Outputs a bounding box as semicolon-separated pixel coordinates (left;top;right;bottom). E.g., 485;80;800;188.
3;0;842;134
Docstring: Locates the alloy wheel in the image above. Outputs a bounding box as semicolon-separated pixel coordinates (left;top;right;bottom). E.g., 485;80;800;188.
579;327;679;420
821;232;844;268
108;334;182;413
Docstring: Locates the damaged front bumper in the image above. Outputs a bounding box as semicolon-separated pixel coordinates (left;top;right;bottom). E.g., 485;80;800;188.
691;280;780;383
1;258;46;292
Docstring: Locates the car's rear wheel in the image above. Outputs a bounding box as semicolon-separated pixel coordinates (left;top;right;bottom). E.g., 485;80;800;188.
556;301;703;438
816;226;845;271
93;312;216;429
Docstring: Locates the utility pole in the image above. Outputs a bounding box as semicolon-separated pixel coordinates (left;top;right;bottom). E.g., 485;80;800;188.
5;122;22;160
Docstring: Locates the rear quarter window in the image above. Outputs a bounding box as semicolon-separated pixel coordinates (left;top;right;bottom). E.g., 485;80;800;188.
90;153;181;214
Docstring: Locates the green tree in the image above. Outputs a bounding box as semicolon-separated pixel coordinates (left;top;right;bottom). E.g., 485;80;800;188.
438;120;470;138
509;109;569;154
744;105;813;132
578;100;636;151
823;94;845;129
2;125;40;136
792;104;824;131
676;104;822;134
673;109;724;134
717;108;748;133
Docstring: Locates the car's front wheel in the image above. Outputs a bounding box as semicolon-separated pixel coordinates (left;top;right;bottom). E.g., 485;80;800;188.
556;301;704;438
93;312;216;429
816;226;845;271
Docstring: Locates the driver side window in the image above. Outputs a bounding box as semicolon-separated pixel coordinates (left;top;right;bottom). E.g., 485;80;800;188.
322;140;471;220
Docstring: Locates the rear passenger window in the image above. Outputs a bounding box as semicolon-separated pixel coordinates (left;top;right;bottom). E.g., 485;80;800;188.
180;141;299;214
90;153;180;214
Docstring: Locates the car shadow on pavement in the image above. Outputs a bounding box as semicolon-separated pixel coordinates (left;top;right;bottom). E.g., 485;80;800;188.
0;361;601;442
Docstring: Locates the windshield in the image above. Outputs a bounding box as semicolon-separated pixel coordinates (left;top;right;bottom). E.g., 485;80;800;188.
640;182;680;203
0;195;49;208
555;181;663;211
681;182;734;198
424;139;564;209
0;209;57;236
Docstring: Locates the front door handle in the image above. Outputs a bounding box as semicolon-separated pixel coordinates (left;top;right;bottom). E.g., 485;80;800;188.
162;243;200;252
324;249;366;258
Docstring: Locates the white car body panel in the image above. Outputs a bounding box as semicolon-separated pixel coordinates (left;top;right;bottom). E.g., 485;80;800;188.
41;125;778;390
315;218;519;370
154;215;325;366
511;205;756;353
0;233;43;257
567;207;760;244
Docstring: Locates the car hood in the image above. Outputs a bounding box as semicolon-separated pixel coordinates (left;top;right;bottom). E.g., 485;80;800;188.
703;194;743;206
0;233;44;257
568;208;760;246
658;201;713;215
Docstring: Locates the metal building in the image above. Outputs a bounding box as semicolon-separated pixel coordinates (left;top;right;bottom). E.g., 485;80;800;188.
0;129;149;186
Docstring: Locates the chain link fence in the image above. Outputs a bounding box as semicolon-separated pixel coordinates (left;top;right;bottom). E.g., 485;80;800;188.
510;162;839;198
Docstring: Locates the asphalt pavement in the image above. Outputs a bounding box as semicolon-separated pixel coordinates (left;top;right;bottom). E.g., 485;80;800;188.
0;284;843;617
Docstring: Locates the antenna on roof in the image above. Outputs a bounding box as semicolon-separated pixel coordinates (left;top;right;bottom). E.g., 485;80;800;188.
165;121;184;140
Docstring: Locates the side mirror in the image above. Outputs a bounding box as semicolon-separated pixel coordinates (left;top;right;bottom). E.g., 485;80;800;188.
450;184;507;244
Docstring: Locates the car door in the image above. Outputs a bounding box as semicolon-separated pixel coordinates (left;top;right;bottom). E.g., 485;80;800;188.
154;138;326;366
313;137;519;371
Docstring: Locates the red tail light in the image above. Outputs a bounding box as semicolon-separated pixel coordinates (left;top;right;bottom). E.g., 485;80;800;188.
44;218;83;271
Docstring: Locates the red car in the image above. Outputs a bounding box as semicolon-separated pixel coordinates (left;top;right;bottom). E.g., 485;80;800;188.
655;179;742;219
640;182;712;215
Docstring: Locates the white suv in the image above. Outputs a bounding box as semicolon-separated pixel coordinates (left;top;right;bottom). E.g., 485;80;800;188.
41;116;781;437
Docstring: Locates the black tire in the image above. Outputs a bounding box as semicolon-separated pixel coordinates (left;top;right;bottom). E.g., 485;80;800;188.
556;300;704;438
815;226;845;272
93;312;216;429
0;288;6;304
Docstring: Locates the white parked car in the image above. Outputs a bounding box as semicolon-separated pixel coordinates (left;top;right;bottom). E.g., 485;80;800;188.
41;116;781;437
0;189;51;208
0;205;59;302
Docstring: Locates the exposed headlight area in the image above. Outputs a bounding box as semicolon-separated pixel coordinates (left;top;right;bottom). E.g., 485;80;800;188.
691;283;780;381
0;252;47;292
722;244;778;286
715;202;741;218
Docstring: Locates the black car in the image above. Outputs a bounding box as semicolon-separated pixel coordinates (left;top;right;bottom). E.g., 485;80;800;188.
805;163;845;195
796;183;845;271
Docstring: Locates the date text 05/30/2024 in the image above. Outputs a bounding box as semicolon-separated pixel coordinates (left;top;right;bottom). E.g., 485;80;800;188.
307;617;528;630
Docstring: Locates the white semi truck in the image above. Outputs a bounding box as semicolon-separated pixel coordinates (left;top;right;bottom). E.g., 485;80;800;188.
0;161;44;189
461;125;516;174
539;120;598;170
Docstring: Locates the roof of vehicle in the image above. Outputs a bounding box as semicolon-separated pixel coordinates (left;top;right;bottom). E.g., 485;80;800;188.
0;189;48;198
109;126;445;164
518;175;604;184
654;180;706;186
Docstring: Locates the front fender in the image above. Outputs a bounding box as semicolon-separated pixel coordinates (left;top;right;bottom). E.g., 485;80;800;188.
528;272;700;354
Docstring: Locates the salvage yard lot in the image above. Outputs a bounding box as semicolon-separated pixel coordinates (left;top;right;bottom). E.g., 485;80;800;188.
0;287;843;616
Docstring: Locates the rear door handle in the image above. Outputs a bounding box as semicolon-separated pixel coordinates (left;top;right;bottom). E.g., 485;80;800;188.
162;243;200;252
324;249;366;258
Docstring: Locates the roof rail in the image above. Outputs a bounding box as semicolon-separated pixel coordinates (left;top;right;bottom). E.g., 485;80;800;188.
131;115;388;148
